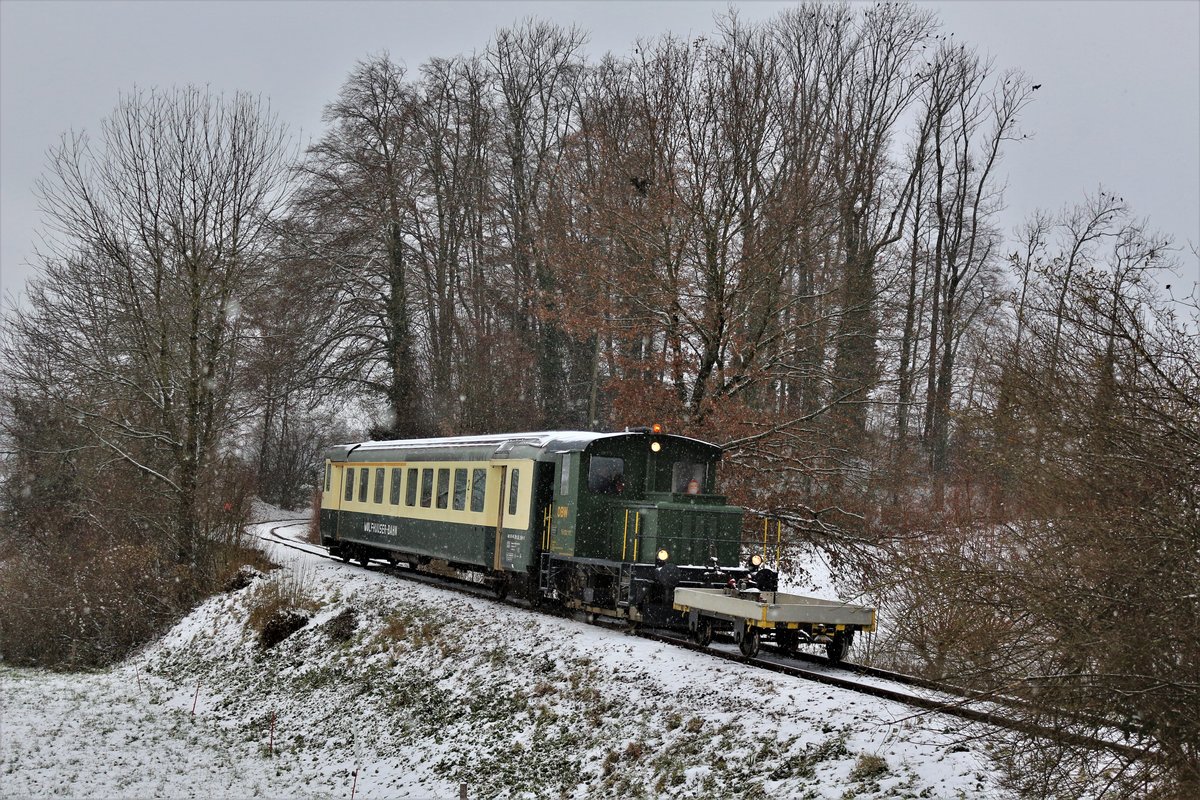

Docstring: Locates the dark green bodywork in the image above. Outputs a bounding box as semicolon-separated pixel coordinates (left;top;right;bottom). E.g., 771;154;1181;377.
321;430;744;577
319;508;515;568
550;435;743;566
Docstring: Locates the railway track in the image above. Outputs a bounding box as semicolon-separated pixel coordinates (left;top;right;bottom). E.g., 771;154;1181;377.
774;642;1140;739
257;518;332;558
257;519;1151;762
638;630;1148;760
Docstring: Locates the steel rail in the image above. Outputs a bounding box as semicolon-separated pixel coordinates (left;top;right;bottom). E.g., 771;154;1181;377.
638;630;1150;761
778;646;1136;736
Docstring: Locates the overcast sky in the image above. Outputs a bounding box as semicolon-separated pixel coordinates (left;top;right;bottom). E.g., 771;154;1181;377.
2;0;1197;309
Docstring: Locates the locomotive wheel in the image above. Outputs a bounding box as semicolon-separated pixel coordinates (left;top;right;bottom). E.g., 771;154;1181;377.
826;632;852;663
775;628;799;654
738;627;760;658
691;619;713;647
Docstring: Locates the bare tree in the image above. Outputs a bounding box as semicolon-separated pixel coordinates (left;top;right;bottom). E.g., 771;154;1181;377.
240;227;351;508
913;44;1034;506
879;197;1198;796
5;86;292;570
489;19;588;426
298;54;428;437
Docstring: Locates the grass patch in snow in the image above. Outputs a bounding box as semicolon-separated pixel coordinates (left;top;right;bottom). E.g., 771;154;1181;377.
245;564;322;648
849;752;890;782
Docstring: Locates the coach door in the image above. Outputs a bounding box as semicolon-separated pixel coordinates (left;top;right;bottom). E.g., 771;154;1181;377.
491;465;508;571
328;462;346;541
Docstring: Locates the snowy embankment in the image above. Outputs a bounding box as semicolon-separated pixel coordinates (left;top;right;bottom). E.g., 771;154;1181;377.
1;517;1011;799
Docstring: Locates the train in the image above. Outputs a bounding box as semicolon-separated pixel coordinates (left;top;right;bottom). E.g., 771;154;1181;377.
317;426;771;628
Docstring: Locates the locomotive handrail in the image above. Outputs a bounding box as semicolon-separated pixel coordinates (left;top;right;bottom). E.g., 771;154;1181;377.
619;508;644;562
756;516;783;565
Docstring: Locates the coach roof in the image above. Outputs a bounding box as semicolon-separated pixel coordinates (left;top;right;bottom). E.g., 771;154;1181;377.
324;430;720;463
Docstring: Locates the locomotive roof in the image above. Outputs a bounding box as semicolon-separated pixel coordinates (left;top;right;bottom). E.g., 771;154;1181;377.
324;430;721;463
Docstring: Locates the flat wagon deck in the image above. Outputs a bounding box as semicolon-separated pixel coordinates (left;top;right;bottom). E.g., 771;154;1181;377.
673;587;876;661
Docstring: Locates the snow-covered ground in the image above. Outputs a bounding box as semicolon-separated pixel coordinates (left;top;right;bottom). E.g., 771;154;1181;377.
1;518;1013;799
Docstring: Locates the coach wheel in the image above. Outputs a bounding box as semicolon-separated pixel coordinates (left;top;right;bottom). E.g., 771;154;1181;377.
826;631;852;664
357;550;371;568
738;627;760;658
492;579;510;601
691;619;713;647
776;628;799;654
338;547;351;563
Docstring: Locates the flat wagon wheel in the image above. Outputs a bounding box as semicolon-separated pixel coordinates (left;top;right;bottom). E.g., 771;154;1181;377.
826;631;852;664
691;619;713;647
738;626;760;658
775;628;799;655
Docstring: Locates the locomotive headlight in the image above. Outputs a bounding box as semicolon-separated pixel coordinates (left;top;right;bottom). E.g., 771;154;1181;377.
656;548;670;563
750;553;764;568
650;441;662;453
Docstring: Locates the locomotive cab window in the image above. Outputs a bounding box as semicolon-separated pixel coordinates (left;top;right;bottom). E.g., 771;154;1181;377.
559;453;573;495
588;456;626;495
672;462;707;494
344;468;355;502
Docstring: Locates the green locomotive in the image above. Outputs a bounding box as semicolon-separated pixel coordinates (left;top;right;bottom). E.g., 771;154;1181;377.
319;427;751;625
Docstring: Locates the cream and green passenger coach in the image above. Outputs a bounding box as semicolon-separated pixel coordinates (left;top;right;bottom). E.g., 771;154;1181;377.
319;428;750;624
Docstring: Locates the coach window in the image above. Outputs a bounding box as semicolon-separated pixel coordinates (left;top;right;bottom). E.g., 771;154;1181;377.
508;469;521;516
420;468;434;508
344;468;355;502
374;468;385;504
406;468;418;506
358;468;370;502
588;456;626;495
390;468;402;505
470;468;487;512
453;469;468;511
436;468;450;509
324;463;331;493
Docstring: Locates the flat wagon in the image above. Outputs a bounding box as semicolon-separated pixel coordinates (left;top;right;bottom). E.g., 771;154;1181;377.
673;586;876;661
